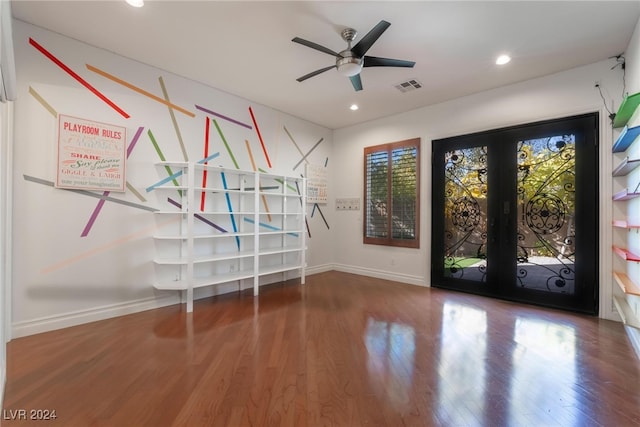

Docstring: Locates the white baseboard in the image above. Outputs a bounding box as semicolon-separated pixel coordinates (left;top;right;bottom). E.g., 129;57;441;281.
11;293;180;338
306;263;334;276
332;263;427;287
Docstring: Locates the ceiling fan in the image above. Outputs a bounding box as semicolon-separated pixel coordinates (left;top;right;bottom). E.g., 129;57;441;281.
292;20;416;92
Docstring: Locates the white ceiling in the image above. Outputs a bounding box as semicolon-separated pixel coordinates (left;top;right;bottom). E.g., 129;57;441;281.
10;1;640;129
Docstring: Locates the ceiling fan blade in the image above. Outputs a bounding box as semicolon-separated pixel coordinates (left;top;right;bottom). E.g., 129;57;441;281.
296;65;337;82
349;74;363;92
351;20;391;58
363;56;416;68
292;37;341;57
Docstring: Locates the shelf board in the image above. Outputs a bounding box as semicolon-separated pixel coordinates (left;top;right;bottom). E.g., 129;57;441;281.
154;270;256;290
613;271;640;296
154;185;189;191
154;249;256;265
196;210;255;216
613;189;640;201
258;246;305;256
153;210;187;215
155;161;188;168
613;295;640;330
613;245;640;262
613;92;640;128
612;126;640;153
613;220;640;229
194;250;255;263
194;232;254;239
258;262;304;277
154;279;188;290
259;192;303;198
613;157;640;176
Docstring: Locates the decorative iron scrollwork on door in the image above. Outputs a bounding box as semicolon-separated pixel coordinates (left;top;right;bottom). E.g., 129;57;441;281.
516;135;576;294
444;147;488;281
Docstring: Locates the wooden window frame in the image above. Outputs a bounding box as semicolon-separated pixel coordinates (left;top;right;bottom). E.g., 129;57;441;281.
363;138;420;248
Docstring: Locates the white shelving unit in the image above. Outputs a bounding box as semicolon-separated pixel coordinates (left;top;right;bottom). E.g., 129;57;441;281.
152;162;306;312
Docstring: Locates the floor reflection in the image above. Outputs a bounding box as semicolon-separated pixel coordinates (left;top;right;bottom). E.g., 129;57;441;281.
508;316;578;426
437;302;488;426
364;318;416;410
436;300;582;426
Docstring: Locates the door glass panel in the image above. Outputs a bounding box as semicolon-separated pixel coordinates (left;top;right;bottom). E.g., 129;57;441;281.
516;135;575;294
443;147;488;282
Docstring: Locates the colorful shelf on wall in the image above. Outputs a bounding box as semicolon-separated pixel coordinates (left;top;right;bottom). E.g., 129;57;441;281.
612;220;640;229
613;245;640;262
613;92;640;128
613;126;640;153
613;157;640;176
613;271;640;296
613;188;640;201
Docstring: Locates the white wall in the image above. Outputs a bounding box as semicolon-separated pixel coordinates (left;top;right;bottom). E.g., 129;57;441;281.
333;58;625;320
0;100;11;407
10;20;334;337
0;0;14;406
625;16;640;96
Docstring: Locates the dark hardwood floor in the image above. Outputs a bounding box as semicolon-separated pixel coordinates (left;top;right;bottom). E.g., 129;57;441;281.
3;271;640;426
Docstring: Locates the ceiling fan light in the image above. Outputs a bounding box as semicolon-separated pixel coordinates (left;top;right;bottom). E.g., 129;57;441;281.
337;57;363;77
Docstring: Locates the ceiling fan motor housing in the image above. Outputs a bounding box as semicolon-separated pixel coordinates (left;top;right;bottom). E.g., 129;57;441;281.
337;49;363;76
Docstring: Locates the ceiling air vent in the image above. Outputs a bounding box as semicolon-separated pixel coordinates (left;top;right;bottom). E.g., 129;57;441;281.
394;79;422;93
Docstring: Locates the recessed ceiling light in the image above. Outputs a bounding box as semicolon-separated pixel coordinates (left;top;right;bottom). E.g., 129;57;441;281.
496;54;511;65
350;104;359;111
126;0;144;7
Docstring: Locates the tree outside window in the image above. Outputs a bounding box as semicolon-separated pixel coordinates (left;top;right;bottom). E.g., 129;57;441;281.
364;138;420;248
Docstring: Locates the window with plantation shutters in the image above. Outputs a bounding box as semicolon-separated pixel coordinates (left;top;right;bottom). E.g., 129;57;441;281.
364;138;420;248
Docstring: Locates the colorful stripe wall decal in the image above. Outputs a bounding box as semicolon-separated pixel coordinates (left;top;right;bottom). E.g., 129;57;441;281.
245;139;272;222
283;125;308;166
212;119;239;169
86;64;195;117
41;217;181;274
242;217;299;238
274;178;297;193
158;76;189;160
146;152;220;193
148;129;182;194
293;137;324;170
195;104;252;129
126;183;146;202
220;172;241;250
167;198;227;233
29;38;130;119
315;204;329;230
28;86;57;117
24;175;158;212
200;117;211;211
80;127;145;237
248;106;272;168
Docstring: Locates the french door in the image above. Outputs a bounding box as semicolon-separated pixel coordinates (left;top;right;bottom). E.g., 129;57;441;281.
431;113;598;314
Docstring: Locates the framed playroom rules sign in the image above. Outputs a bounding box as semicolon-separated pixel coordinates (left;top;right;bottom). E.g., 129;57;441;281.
56;114;126;192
